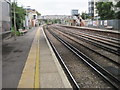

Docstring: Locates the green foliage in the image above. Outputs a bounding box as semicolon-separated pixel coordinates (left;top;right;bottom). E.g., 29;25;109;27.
96;2;115;20
81;12;90;20
36;11;41;16
115;1;120;7
44;19;61;24
52;19;61;24
11;2;26;30
11;27;20;36
115;11;120;19
115;1;120;19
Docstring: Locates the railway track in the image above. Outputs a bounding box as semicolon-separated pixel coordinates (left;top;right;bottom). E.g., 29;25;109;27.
50;26;120;65
56;26;120;46
49;26;120;66
61;25;120;40
52;26;120;56
44;30;80;90
44;25;120;90
48;26;120;77
57;28;120;48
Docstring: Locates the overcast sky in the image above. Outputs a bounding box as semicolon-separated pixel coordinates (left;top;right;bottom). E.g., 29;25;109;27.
12;0;88;15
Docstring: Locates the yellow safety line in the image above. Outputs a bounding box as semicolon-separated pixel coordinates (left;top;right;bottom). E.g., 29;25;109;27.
17;28;40;88
34;28;40;89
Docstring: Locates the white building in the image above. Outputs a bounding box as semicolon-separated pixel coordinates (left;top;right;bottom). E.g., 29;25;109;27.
71;9;79;16
88;0;119;19
26;8;38;28
88;0;99;19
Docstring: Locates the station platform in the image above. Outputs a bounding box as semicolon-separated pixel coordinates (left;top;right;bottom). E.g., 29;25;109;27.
17;27;72;88
60;25;120;34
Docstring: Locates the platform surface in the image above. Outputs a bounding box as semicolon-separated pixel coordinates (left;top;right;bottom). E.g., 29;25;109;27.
61;25;120;34
18;27;72;88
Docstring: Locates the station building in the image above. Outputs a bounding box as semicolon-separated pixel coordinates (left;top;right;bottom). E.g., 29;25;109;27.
0;0;11;39
26;8;38;28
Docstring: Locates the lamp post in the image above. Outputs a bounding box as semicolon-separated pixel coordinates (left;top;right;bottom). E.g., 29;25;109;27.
13;0;17;40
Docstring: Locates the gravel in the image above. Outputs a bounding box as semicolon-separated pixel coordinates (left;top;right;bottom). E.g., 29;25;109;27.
49;26;120;80
44;27;113;89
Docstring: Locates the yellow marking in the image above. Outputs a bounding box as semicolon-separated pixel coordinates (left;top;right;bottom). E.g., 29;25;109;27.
34;28;40;89
17;28;40;88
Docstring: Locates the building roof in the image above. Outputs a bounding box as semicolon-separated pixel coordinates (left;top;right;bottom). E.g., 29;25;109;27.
27;8;36;13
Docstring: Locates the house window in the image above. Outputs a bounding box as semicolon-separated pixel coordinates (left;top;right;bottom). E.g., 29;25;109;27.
33;15;36;19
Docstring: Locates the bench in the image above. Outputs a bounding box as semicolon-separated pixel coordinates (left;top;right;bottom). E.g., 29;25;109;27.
18;29;28;35
105;26;113;30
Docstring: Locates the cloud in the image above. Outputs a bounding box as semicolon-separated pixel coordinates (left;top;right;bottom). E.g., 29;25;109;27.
14;0;88;15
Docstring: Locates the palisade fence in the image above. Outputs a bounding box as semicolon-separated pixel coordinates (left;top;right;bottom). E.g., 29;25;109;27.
85;19;120;31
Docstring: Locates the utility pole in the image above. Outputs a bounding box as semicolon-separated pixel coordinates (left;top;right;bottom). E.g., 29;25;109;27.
13;0;17;40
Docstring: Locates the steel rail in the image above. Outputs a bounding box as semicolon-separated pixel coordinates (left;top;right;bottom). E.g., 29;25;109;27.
77;32;120;46
51;27;120;56
48;28;120;90
54;26;120;45
61;25;120;42
53;26;120;49
49;27;120;66
75;32;120;49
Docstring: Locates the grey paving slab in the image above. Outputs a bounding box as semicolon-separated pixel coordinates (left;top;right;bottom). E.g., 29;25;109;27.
39;27;72;88
40;29;65;88
40;73;65;88
40;51;51;55
40;54;53;62
40;62;58;73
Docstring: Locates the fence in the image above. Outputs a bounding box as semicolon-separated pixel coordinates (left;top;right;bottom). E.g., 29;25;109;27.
85;19;120;31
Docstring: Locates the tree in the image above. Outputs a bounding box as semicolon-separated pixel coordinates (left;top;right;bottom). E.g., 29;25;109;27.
36;11;41;16
11;2;26;30
81;12;90;20
96;2;115;20
116;1;120;7
115;1;120;19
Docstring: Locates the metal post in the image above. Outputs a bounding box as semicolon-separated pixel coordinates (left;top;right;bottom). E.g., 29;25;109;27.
13;0;17;40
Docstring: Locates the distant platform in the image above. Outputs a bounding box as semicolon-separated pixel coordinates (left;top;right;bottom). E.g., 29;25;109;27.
60;25;120;34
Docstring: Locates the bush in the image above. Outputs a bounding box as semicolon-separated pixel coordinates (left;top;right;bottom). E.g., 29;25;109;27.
11;27;20;36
